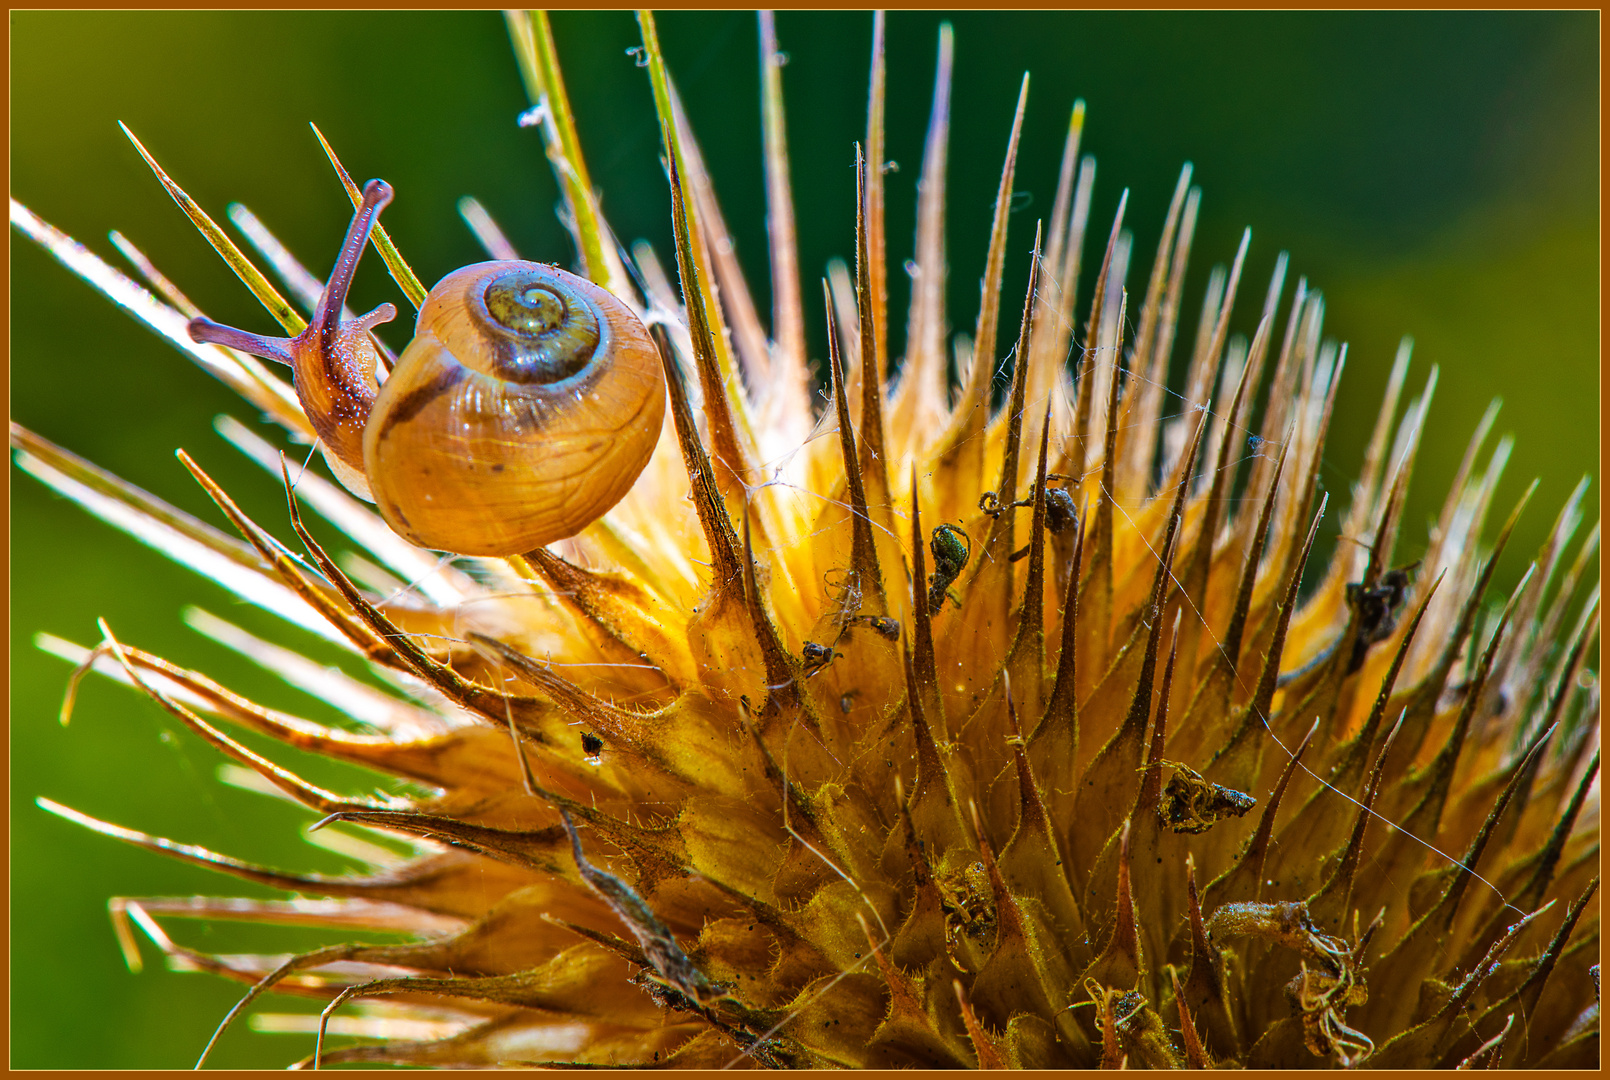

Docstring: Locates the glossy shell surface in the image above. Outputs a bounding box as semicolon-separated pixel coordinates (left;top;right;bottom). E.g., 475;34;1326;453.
363;261;665;556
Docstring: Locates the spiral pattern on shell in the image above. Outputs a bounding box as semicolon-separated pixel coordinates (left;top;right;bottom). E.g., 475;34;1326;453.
363;261;666;557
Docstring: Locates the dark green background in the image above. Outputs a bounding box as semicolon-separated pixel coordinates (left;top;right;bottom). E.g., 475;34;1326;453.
11;10;1598;1068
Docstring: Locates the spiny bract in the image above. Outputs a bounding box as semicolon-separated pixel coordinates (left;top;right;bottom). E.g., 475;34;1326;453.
13;10;1600;1070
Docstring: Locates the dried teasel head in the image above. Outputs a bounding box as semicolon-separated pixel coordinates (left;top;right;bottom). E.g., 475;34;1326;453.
13;10;1599;1070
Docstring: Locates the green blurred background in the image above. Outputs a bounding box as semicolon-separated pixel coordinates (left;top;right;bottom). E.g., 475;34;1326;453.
10;10;1598;1068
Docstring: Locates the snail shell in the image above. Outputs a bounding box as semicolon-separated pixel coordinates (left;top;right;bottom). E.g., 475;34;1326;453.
364;262;666;557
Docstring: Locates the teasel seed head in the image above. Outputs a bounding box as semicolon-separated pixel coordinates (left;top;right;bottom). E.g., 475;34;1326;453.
13;11;1598;1069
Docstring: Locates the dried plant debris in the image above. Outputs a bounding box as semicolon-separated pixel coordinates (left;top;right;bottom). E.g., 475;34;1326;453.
1155;760;1258;834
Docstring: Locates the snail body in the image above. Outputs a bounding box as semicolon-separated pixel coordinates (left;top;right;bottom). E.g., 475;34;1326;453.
189;180;665;557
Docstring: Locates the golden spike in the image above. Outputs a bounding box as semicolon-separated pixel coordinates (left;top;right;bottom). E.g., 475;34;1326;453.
1471;877;1597;1068
1363;368;1438;597
1176;313;1273;676
119;123;303;333
1082;286;1128;641
640;11;769;486
645;237;800;704
1220;427;1292;670
983;220;1044;561
1123;612;1185;977
853;144;890;491
275;462;536;726
195;940;379;1068
329;805;584;877
1229;276;1310;560
1422;398;1504;581
969;799;1089;1059
96;620;382;817
758;11;806;388
1369;904;1549;1068
1028;99;1087;391
1272;337;1344;596
1213;251;1285;490
907;467;946;737
1170;967;1211;1068
457;194;519;260
1180;855;1239;1055
737;493;816;726
854;914;973;1067
1426;721;1560;959
933;71;1030;512
1280;366;1408;731
1201;719;1319;910
558;809;716;1002
1459;1014;1517;1069
1481;594;1599;860
1044;154;1097;418
70;800;547;918
1036;496;1084;740
651;79;807;601
8;426;299;599
1040;100;1086;302
1528;505;1599;689
515;549;697;691
1071;189;1129;490
174;450;394;662
1136;622;1182;815
504;13;620;293
1070;494;1180;880
1082;819;1143;990
889;774;951;970
1342;340;1414;572
1114;162;1193;503
1387;480;1535;772
952;980;1007;1069
1281;567;1524;896
888;23;954;452
1187;227;1251;452
862;12;889;399
1005;401;1055;719
899;637;970;864
1482;476;1591;720
660;113;759;503
1025;496;1084;836
1081;397;1204;709
999;682;1086;951
1466;748;1598;957
468;633;713;793
1148;182;1201;471
1249;250;1289;379
1366;739;1585;1037
1207;493;1327;794
65;636;555;796
1306;709;1405;932
663;78;773;398
823;278;886;613
646;325;745;593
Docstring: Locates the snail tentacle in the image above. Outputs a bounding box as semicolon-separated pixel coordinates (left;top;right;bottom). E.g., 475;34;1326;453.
185;316;294;365
308;180;393;354
188;180;398;499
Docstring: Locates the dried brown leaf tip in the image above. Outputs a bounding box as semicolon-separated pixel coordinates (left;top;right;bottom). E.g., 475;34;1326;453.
16;11;1598;1072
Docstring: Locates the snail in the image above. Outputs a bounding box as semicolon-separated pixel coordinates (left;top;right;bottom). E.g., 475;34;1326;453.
187;179;666;557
